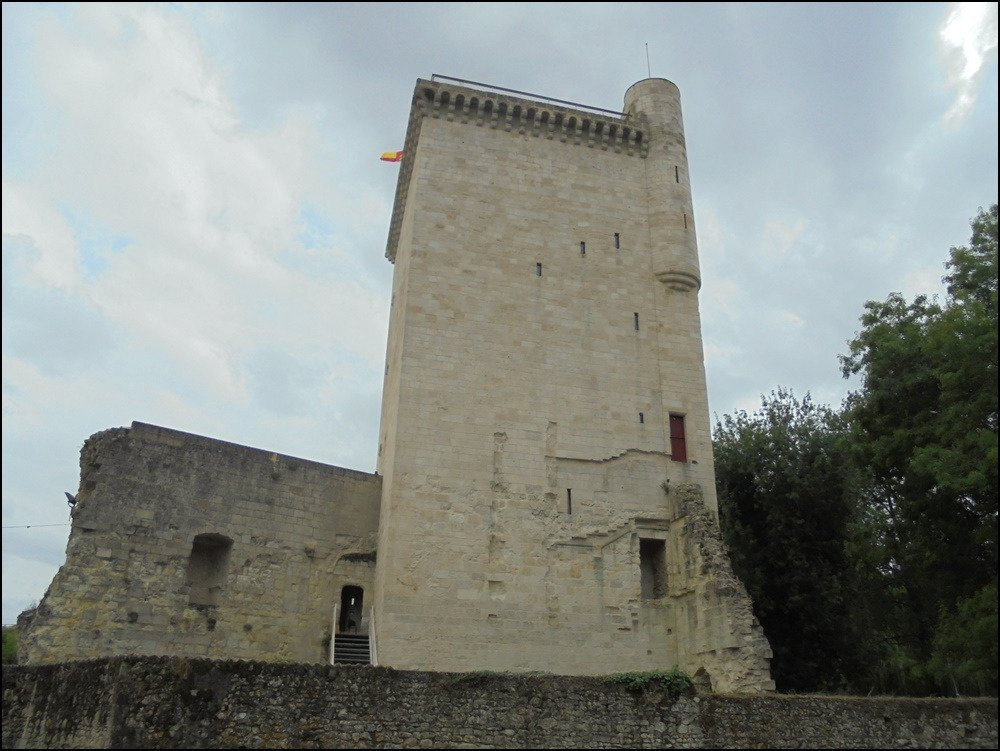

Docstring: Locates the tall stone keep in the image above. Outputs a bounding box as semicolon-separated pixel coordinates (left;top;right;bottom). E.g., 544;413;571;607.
374;77;773;691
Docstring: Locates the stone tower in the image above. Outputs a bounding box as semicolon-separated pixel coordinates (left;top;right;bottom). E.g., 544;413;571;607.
374;77;773;692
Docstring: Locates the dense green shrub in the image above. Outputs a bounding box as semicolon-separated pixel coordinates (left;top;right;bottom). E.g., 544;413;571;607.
605;668;694;697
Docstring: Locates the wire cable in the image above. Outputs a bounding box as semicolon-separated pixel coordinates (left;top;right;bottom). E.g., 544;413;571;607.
2;523;70;529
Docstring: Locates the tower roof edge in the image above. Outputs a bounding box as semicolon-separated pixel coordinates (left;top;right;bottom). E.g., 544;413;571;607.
383;77;647;263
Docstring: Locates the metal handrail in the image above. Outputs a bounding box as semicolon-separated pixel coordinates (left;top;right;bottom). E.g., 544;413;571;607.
330;603;338;665
430;74;627;117
368;606;378;667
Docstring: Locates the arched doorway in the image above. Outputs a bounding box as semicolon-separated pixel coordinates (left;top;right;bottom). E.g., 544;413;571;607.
338;585;364;633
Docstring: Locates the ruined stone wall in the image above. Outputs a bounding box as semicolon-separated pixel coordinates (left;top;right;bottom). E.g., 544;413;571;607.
373;78;771;689
19;423;380;665
4;657;997;749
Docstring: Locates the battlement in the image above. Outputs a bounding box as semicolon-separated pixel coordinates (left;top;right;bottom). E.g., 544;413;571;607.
385;77;648;262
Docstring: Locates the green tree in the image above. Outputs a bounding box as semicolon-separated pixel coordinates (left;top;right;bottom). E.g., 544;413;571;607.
714;389;862;692
841;204;998;695
928;582;998;695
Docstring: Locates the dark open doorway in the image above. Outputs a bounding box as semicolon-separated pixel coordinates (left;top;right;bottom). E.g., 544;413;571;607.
639;538;667;599
339;585;364;633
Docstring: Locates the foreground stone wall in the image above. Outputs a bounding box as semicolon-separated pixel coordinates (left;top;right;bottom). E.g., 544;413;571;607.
19;423;380;665
3;657;996;749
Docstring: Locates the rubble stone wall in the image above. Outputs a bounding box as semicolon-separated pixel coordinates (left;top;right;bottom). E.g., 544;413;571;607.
18;423;380;665
3;657;996;749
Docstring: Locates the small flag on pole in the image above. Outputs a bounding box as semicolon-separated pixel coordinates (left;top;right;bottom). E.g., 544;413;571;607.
380;150;404;162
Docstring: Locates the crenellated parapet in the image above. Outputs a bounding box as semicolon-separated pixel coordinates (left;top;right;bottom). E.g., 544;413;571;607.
418;80;646;153
385;78;647;262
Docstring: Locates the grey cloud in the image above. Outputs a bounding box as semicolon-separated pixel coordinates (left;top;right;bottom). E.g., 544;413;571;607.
1;237;115;377
244;347;326;415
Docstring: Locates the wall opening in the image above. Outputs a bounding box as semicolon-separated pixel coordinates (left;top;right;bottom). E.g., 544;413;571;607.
536;262;542;276
566;488;573;514
669;414;688;462
639;412;644;424
633;312;640;331
614;232;620;249
683;212;688;229
580;241;586;256
675;165;679;183
339;585;364;633
186;533;233;607
693;667;714;693
639;538;667;599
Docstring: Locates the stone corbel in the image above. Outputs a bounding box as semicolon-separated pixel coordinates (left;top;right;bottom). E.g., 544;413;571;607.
655;270;701;291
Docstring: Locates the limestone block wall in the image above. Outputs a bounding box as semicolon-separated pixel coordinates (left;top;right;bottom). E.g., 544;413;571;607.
4;657;997;749
373;78;769;688
18;422;380;665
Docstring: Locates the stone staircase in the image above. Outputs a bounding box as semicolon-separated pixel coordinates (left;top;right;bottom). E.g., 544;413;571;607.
333;632;371;665
556;519;635;550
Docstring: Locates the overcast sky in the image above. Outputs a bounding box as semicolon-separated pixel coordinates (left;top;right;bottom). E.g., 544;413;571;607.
2;3;997;623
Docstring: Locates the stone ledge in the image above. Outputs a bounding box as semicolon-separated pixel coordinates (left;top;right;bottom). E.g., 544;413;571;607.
655;269;701;291
127;421;379;480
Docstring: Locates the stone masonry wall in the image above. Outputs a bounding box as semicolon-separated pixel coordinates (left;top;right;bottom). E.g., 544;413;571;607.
19;423;380;665
372;77;770;689
4;657;997;749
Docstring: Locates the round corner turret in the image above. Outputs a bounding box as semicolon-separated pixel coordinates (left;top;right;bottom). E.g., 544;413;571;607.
622;78;700;292
624;78;684;133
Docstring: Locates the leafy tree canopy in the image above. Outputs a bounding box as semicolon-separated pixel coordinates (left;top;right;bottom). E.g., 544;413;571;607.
715;389;860;692
716;205;997;696
841;205;997;628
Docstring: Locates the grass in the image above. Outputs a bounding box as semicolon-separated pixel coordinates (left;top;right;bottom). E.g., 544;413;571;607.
2;626;18;665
